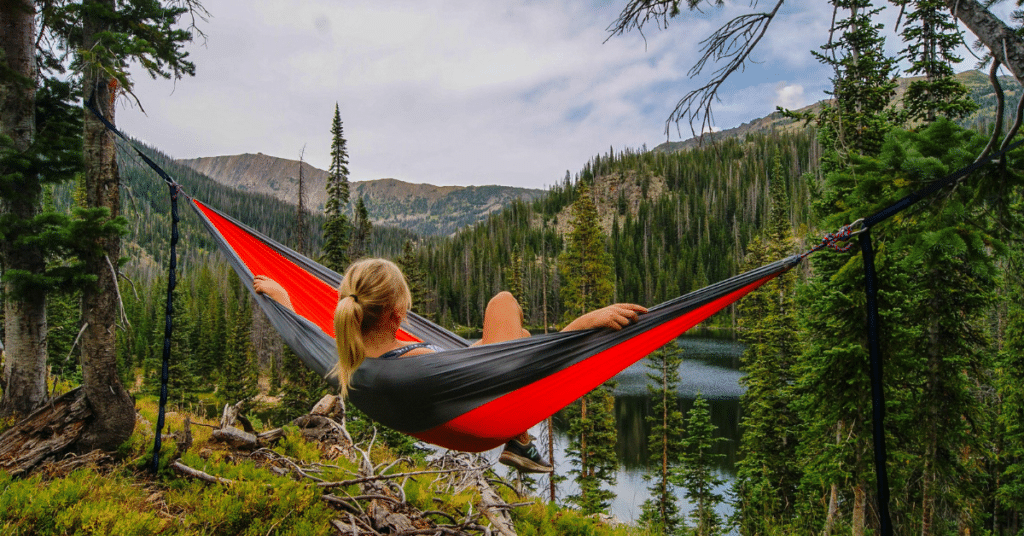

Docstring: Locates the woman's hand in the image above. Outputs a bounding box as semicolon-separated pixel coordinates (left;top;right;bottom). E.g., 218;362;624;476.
562;303;648;332
254;275;294;312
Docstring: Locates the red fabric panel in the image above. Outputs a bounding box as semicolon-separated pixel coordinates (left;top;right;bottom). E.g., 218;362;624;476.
194;200;340;336
413;274;779;452
194;200;422;343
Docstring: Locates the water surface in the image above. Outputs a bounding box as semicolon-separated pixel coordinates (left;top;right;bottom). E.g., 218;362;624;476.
490;332;747;524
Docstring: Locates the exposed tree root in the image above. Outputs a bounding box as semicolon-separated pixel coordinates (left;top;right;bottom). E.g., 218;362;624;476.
0;388;92;477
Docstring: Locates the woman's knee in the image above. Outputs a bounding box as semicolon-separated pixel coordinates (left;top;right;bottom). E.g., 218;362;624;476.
487;291;519;312
480;291;526;345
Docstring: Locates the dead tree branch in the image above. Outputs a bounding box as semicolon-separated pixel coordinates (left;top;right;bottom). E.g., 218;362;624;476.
607;0;785;140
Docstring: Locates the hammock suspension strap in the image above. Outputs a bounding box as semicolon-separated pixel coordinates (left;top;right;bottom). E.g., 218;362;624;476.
85;97;184;474
803;218;865;256
860;228;892;536
151;182;181;473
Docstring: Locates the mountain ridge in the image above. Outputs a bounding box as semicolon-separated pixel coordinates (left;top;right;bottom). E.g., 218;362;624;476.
178;153;545;236
652;69;1017;153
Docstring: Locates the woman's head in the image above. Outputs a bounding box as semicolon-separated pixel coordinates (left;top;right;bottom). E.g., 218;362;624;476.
333;258;411;396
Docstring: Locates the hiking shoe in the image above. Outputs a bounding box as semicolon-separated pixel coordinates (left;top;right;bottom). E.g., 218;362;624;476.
499;436;553;473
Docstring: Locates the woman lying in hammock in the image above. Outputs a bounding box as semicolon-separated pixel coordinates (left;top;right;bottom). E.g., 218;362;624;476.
254;257;646;474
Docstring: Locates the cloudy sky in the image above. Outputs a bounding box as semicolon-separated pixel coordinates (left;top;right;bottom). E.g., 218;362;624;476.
116;1;976;190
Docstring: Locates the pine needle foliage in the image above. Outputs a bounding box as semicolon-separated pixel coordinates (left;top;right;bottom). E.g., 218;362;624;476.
323;103;351;273
678;394;726;536
639;346;687;535
732;154;802;532
565;382;619;516
560;184;614;321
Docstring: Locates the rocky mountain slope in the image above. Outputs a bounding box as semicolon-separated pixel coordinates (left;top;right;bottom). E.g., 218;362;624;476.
178;153;544;236
653;69;1018;153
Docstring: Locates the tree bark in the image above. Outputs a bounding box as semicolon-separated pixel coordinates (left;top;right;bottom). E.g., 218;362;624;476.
0;0;48;419
0;388;93;476
824;482;839;536
853;482;866;536
77;0;134;451
947;0;1024;83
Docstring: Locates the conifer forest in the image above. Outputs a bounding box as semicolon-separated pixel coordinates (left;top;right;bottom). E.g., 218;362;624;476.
6;1;1024;535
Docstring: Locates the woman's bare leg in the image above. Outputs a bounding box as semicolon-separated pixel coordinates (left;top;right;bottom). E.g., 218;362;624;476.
477;292;552;473
475;291;530;346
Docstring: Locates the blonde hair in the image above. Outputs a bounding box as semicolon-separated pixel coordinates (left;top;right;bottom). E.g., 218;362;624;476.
332;258;412;397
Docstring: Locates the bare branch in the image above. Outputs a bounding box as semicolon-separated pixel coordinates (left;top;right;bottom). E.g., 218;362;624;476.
316;466;478;490
105;255;131;330
667;0;786;139
607;0;683;45
976;58;1005;164
170;460;235;485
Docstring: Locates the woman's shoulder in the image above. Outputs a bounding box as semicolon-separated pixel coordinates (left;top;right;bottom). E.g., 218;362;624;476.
376;342;441;359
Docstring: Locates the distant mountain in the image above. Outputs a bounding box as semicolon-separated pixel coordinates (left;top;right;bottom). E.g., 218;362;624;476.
178;153;545;236
653;69;1019;153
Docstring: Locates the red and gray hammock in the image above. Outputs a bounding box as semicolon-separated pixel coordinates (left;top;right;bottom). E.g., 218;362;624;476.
190;198;800;452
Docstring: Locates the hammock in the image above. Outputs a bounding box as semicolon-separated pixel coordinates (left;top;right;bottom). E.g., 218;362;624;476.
190;197;800;451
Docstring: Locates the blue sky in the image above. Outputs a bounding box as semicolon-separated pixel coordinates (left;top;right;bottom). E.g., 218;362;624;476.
117;1;986;190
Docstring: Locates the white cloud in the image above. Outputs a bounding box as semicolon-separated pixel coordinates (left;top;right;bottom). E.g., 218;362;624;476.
774;82;806;110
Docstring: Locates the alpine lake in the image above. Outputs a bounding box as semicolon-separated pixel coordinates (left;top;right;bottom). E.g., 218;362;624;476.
484;331;747;526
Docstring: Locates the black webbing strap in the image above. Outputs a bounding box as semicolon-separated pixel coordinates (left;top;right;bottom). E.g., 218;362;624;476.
151;182;180;473
863;137;1024;228
860;228;891;536
85;95;180;190
83;97;182;473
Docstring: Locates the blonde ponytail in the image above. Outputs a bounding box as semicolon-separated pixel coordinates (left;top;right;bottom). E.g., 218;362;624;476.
331;258;412;397
332;295;364;398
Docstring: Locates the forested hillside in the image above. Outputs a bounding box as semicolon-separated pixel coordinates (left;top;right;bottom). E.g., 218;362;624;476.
410;128;820;330
116;141;418;278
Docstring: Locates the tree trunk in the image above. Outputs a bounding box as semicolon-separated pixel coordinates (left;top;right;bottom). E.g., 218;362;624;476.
0;0;48;419
824;482;839;536
77;0;134;451
853;482;866;536
946;0;1024;83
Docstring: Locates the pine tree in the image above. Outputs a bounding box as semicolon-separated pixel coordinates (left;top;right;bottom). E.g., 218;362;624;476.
396;239;434;320
349;196;371;261
46;290;81;383
678;394;726;536
882;122;999;534
144;281;198;410
565;382;619;515
733;154;801;533
996;250;1024;521
219;298;258;411
813;0;899;159
503;243;528;322
639;346;687;534
323;103;351;273
295;146;308;255
560;183;618;515
792;7;905;533
559;185;614;320
276;345;329;424
898;0;976;123
1;33;82;417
